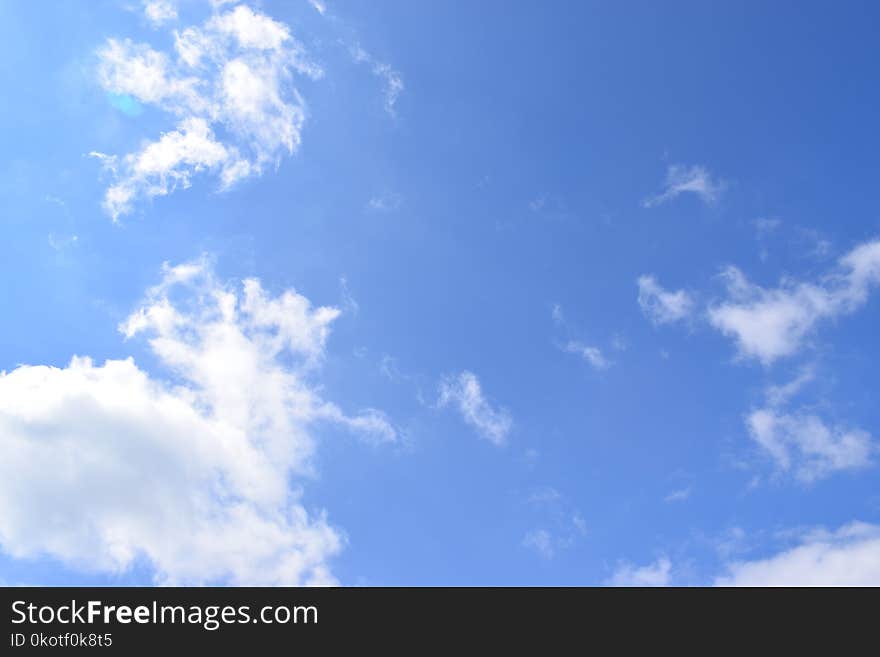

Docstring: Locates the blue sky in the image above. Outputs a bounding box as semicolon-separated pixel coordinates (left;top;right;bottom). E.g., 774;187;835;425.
2;0;880;586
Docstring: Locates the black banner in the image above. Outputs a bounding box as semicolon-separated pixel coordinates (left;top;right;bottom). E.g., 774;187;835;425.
0;586;870;651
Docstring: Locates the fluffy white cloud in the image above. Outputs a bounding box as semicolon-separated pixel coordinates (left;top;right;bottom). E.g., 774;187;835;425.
643;164;724;208
606;557;672;586
708;239;880;364
438;371;512;445
746;408;873;482
143;0;177;26
637;275;694;325
0;259;394;584
93;4;321;219
716;523;880;586
562;340;610;370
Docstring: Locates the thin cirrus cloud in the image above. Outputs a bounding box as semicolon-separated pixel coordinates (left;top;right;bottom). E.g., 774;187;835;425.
521;521;587;561
551;303;612;370
642;164;724;208
637;275;695;325
708;239;880;365
562;340;610;370
91;3;322;219
351;44;404;117
521;489;587;560
0;258;395;585
664;487;691;503
438;371;512;446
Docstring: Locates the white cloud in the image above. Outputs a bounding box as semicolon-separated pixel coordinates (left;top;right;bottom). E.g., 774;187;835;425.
0;259;394;585
366;192;402;212
562;340;610;370
522;529;555;559
48;233;79;252
528;486;563;505
308;0;327;15
664;487;691;503
716;522;880;586
143;0;177;26
351;45;404;117
745;408;873;483
643;164;724;208
637;275;694;325
741;367;873;483
708;239;880;364
338;276;359;316
94;4;322;219
522;513;586;561
438;371;512;445
753;217;781;236
606;557;672;586
764;366;814;407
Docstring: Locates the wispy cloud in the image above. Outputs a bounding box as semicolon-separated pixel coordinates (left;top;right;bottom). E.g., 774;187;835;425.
522;529;556;559
637;275;695;325
746;408;873;483
522;514;587;561
438;371;512;445
366;191;402;212
664;487;691;503
562;340;610;370
606;557;672;586
643;164;724;208
351;44;404;117
744;367;874;483
307;0;327;16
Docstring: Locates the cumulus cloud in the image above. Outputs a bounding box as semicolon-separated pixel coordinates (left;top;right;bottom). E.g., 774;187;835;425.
637;275;694;325
92;4;322;219
716;522;880;586
438;371;512;445
0;259;394;584
643;164;724;208
606;557;672;586
708;239;880;364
